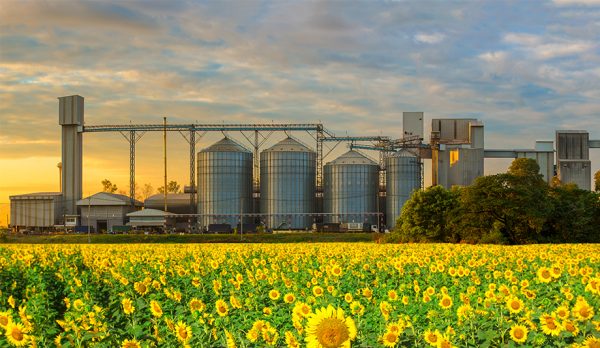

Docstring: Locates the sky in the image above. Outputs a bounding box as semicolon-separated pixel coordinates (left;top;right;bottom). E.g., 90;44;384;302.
1;0;600;226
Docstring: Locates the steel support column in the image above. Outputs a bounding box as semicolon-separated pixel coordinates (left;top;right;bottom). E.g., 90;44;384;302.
316;125;324;195
129;130;135;204
189;130;196;213
254;130;260;192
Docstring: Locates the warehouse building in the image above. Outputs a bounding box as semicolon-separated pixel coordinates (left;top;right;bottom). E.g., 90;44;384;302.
9;192;66;232
77;192;142;232
126;209;176;233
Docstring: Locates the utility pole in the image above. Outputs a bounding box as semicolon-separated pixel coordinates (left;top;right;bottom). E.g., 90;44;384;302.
240;197;244;241
87;194;91;243
163;117;167;213
376;191;380;233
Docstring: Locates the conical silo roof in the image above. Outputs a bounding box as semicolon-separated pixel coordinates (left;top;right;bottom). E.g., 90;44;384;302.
264;137;313;152
202;137;250;152
327;150;377;165
390;149;417;157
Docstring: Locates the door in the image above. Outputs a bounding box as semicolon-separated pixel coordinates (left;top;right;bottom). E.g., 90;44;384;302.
96;220;107;233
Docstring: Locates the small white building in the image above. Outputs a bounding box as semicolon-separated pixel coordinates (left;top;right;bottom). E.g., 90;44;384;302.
77;192;142;232
9;192;63;232
126;208;176;232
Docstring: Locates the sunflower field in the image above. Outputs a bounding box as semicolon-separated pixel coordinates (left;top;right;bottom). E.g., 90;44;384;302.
0;243;598;348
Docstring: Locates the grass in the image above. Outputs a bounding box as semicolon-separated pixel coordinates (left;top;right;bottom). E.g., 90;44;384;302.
0;232;381;244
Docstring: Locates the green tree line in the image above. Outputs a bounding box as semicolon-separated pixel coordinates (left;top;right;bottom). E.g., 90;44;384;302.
388;158;600;244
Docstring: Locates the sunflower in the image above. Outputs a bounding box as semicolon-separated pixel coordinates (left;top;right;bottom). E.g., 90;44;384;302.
381;330;399;347
72;299;84;311
121;338;141;348
457;304;472;321
189;298;206;313
225;329;236;348
5;322;29;347
122;298;135;315
284;293;296;304
379;301;391;321
509;324;528;344
149;300;163;318
246;328;260;343
537;267;553;283
174;321;192;342
294;302;312;319
269;290;281;301
423;330;440;346
439;295;453;310
8;296;15;309
285;330;300;348
582;336;600;348
230;295;242;309
350;301;365;316
506;296;524;314
331;265;342;277
344;293;353;303
386;320;406;334
437;336;454;348
262;326;279;346
216;299;229;317
554;305;569;320
313;286;324;297
134;281;149;296
540;314;562;336
305;305;357;348
573;297;594;321
0;311;12;329
562;320;579;336
388;290;398;301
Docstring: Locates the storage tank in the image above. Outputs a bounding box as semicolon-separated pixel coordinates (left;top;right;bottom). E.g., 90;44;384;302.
324;150;378;225
386;150;421;228
197;137;253;229
145;193;192;214
260;137;316;229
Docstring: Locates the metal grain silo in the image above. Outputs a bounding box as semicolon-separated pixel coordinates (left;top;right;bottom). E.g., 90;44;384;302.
197;137;253;229
324;150;378;225
386;150;421;228
260;137;316;229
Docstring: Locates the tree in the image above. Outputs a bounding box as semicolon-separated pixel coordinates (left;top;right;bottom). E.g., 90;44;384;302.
543;185;600;243
508;158;541;178
101;179;118;193
389;186;460;243
158;181;181;194
140;183;154;201
595;169;600;192
457;165;551;244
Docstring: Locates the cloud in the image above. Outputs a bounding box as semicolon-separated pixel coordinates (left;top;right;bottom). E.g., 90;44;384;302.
0;0;599;196
553;0;600;6
413;32;446;44
503;32;595;60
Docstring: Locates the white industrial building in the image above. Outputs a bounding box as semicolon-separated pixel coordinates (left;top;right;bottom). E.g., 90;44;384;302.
77;192;142;232
9;192;65;232
126;208;176;232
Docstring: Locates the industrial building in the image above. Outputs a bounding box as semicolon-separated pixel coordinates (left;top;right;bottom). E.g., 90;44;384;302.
7;96;600;233
9;192;66;232
77;192;142;232
126;209;176;232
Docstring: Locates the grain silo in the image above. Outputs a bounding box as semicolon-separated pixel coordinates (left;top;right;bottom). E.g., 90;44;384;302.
324;150;378;225
260;137;316;229
386;149;421;228
197;137;253;229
